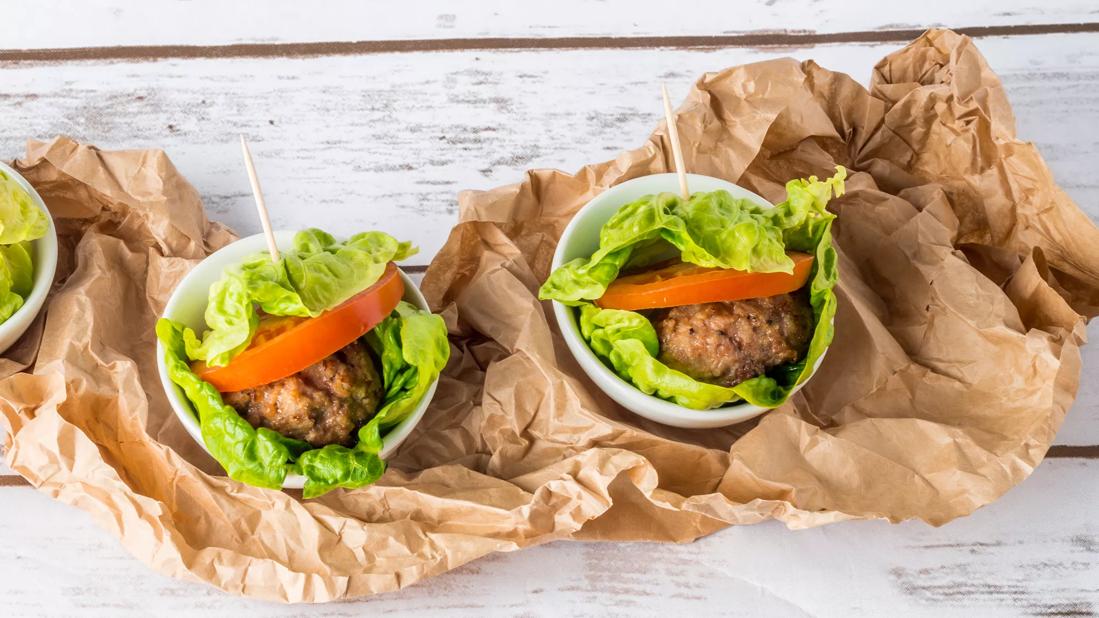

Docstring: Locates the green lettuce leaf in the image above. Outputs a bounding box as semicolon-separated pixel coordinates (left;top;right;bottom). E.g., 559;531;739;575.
579;304;737;409
364;301;450;430
157;299;449;498
0;171;49;246
297;444;386;499
157;319;294;489
299;301;449;499
184;228;418;367
2;242;34;297
0;242;34;323
550;168;845;410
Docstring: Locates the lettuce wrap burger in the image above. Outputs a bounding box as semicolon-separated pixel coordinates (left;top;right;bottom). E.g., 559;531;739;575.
539;168;845;411
157;229;449;497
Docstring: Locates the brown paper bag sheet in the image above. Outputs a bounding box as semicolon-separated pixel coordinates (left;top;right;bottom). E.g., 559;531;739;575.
1;29;1097;602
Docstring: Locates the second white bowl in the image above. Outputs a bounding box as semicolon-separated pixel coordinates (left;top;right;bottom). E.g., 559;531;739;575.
157;231;438;489
550;173;828;429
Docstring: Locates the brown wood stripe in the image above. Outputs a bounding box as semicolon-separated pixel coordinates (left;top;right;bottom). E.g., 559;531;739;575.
1046;445;1099;458
2;23;1099;63
0;445;1095;489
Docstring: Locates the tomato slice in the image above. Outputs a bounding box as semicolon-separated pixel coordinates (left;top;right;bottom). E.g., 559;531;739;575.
193;262;405;393
596;252;814;311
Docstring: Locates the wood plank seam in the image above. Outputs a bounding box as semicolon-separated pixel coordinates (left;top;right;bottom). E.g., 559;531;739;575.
3;23;1099;62
1;447;1095;488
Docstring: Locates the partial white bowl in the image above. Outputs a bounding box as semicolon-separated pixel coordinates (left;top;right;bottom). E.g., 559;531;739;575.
157;230;439;489
0;161;58;354
551;173;828;429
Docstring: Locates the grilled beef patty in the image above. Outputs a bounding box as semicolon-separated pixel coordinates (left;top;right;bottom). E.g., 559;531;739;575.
650;292;813;387
223;340;383;447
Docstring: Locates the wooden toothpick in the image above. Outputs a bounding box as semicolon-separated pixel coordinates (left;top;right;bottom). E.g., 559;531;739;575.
239;134;280;262
661;84;690;200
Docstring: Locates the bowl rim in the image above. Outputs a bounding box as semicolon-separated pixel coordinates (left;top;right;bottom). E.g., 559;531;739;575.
156;230;438;490
0;160;59;346
549;172;829;428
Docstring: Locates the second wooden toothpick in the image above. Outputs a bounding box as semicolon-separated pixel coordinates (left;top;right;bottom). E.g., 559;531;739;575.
661;84;690;200
239;134;281;262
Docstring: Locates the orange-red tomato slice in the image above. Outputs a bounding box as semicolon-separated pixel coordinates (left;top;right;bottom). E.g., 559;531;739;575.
193;262;404;392
596;252;814;311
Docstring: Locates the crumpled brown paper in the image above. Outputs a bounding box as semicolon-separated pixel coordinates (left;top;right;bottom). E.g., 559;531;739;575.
1;29;1097;602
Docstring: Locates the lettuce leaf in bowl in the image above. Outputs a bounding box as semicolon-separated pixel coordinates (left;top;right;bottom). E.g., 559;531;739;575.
298;301;450;498
542;168;845;410
0;170;49;246
184;228;418;367
0;242;34;323
157;318;298;489
578;304;737;409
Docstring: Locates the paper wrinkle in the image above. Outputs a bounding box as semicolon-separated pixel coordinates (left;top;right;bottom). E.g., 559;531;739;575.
0;30;1096;602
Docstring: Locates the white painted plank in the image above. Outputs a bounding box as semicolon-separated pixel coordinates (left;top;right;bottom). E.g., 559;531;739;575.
0;458;1094;615
2;34;1097;444
1;1;1097;49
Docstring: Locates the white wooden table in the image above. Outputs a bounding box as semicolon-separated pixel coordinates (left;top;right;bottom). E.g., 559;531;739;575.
2;2;1098;615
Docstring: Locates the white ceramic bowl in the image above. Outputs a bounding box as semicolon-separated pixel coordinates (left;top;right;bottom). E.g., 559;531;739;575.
157;231;439;489
551;173;828;429
0;161;58;355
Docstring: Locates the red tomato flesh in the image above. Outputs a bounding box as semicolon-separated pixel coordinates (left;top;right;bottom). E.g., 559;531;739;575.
596;252;814;311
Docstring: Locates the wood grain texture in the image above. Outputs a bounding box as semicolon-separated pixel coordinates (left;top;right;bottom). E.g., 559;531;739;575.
2;0;1099;49
0;458;1094;615
9;25;1099;63
1;34;1096;446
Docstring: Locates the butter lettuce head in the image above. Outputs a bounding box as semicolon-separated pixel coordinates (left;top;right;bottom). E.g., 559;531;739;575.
157;229;448;498
540;168;845;410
